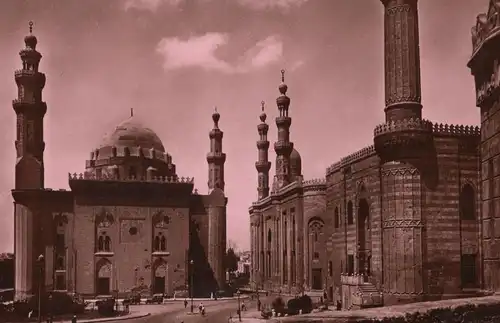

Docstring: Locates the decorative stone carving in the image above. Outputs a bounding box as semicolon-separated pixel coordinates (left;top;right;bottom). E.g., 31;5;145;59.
96;208;114;227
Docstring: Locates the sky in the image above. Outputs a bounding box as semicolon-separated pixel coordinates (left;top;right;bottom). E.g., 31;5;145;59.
0;0;488;253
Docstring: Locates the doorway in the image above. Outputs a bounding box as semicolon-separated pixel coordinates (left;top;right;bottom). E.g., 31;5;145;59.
153;276;165;294
312;268;322;290
97;277;110;295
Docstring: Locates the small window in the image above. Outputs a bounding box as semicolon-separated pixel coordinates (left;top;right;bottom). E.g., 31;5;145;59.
334;207;340;228
461;254;477;287
347;201;354;225
314;252;320;259
460;184;475;220
129;227;138;235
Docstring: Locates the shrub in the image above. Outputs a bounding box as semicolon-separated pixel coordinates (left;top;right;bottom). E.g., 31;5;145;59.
286;298;300;315
271;296;285;314
96;298;115;317
346;301;500;323
261;307;272;319
297;295;313;314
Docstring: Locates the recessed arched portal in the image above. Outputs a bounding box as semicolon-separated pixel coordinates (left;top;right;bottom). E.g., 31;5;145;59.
95;258;112;296
153;259;168;295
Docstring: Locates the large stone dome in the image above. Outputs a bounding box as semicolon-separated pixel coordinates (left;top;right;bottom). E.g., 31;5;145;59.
99;116;165;152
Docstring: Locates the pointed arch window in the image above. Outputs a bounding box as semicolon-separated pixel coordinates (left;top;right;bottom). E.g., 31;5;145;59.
334;206;340;228
460;184;475;220
154;232;167;252
97;232;112;252
347;201;354;225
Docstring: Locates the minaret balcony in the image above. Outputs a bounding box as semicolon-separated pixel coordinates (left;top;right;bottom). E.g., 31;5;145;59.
274;141;293;154
255;161;271;172
14;69;36;77
257;140;270;150
373;118;434;162
275;116;291;127
206;152;226;163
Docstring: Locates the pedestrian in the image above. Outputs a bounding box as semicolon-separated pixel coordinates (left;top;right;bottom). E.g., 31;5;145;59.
257;299;261;311
71;315;77;323
198;302;203;313
184;299;188;308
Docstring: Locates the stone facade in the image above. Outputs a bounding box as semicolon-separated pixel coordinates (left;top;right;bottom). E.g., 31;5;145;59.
469;0;500;293
249;73;329;295
12;26;227;300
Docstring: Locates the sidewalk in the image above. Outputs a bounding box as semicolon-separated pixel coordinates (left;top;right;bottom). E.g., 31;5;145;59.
57;311;151;323
237;294;500;322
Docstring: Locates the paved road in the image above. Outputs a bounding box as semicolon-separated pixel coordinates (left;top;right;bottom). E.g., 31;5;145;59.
130;297;270;323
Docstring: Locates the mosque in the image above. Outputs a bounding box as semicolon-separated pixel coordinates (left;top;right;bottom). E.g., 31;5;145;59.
12;22;227;299
249;0;500;310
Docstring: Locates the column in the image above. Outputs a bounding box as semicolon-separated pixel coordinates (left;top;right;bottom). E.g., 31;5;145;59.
286;215;292;288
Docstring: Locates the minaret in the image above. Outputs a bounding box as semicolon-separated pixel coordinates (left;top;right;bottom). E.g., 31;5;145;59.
255;101;271;200
381;0;422;123
14;21;47;189
12;21;47;301
207;108;226;192
374;0;432;164
273;69;294;191
206;108;227;293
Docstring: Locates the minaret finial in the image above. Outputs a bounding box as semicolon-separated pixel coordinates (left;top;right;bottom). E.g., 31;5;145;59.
261;101;265;112
281;69;285;83
215;106;218;113
130;108;134;117
29;21;33;34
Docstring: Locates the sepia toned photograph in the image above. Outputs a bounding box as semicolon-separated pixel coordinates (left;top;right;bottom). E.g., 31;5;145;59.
0;0;498;322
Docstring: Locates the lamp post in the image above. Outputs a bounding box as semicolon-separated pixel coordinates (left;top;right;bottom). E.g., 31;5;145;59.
37;254;45;323
189;260;194;313
236;289;241;322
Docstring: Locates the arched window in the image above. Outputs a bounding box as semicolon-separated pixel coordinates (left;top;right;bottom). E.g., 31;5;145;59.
347;201;354;225
160;235;166;251
154;234;161;251
334;207;340;228
56;256;65;270
98;236;104;251
129;166;137;179
460;184;475;220
104;236;111;251
267;229;272;244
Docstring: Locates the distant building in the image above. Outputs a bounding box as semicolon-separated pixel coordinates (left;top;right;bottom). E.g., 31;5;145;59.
11;24;228;300
237;251;251;275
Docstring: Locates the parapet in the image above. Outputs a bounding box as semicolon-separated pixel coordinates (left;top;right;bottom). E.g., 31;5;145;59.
326;145;376;176
68;172;194;184
470;2;500;61
373;118;433;137
431;123;480;137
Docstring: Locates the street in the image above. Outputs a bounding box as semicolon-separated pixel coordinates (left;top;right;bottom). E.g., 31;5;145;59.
130;296;269;323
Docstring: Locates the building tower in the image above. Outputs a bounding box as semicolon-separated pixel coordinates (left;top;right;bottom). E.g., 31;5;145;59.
468;2;500;292
12;21;48;300
14;21;47;189
207;108;226;192
373;0;433;166
206;109;227;292
256;101;271;200
273;70;294;190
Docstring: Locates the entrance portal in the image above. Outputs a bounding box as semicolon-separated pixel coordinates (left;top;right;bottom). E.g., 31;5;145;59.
312;268;322;290
153;261;167;295
96;259;112;295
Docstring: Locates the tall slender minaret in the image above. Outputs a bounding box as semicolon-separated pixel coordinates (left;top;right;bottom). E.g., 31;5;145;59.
255;101;271;200
13;21;47;301
381;0;422;123
14;21;47;189
207;107;226;192
273;69;294;191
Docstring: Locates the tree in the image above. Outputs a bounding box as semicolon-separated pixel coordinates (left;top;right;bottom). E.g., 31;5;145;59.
225;248;240;273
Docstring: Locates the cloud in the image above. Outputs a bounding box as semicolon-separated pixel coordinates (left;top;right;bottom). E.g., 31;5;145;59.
123;0;310;12
124;0;181;11
156;33;286;74
235;0;310;11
